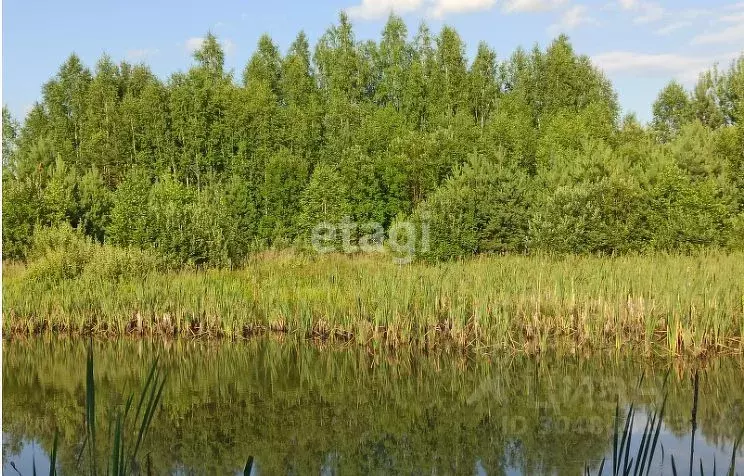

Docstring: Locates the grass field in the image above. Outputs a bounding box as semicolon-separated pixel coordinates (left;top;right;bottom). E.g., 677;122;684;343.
3;251;744;355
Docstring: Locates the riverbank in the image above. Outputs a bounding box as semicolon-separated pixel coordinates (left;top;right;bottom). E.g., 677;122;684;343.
3;251;743;356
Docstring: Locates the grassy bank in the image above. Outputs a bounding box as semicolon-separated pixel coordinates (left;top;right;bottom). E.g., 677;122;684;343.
3;246;743;355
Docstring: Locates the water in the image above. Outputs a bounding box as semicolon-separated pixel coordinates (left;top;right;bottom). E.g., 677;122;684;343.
3;338;743;475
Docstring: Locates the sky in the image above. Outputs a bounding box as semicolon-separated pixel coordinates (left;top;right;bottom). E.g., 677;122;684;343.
2;0;744;124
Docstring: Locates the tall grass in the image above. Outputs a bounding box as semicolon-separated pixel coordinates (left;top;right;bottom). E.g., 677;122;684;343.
8;343;166;476
80;345;166;475
3;236;743;355
587;372;742;476
586;373;669;476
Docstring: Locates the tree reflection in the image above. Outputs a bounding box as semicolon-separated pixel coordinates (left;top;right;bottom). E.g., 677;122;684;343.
3;338;743;474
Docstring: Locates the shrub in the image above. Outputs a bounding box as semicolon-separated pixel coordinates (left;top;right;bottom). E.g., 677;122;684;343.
414;152;532;260
25;224;167;283
647;165;729;250
530;177;650;254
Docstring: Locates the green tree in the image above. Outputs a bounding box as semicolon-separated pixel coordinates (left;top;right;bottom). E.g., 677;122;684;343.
3;106;19;165
5;25;743;262
299;163;351;235
83;55;123;174
647;164;728;249
193;32;224;77
691;69;725;129
259;149;309;242
243;34;282;94
720;55;743;124
652;81;693;142
532;35;618;128
375;15;409;111
41;54;92;163
107;167;151;247
415;152;532;260
77;167;111;241
468;43;499;128
404;23;436;129
2;175;42;258
42;157;76;226
119;65;171;180
532;177;649;254
433;26;468;119
278;32;322;158
169;34;234;188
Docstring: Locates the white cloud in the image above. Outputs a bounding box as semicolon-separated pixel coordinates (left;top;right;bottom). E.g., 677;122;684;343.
592;51;740;82
549;5;597;32
223;39;236;55
346;0;424;20
184;37;236;55
344;0;739;25
633;3;664;23
614;1;665;23
691;21;744;45
502;0;568;13
429;0;497;18
126;48;160;61
720;11;744;23
678;8;711;21
654;21;691;36
185;37;205;53
618;0;637;10
346;0;499;19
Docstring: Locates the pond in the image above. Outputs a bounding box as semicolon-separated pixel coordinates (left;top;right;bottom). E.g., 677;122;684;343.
3;338;744;475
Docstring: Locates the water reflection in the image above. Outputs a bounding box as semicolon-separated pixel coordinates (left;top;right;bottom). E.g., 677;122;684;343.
3;338;744;475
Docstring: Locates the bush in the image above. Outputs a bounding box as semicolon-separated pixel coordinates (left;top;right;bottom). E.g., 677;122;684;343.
647;165;729;250
414;152;532;261
2;176;42;260
726;214;744;251
25;224;167;283
531;177;650;254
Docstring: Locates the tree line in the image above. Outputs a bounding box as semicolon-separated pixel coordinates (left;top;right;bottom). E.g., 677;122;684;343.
3;13;743;265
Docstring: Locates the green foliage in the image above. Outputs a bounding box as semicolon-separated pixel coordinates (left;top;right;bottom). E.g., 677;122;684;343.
193;32;225;77
415;152;532;260
338;146;387;225
3;106;19;164
532;177;649;254
692;69;726;129
77;167;112;241
107;167;151;247
4;252;744;355
647;165;729;250
669;121;726;183
25;224;165;283
259;148;309;242
2;22;743;263
714;121;744;213
146;175;195;262
299;163;351;233
42;157;77;226
221;174;261;261
652;81;693;142
2;174;42;259
726;213;744;251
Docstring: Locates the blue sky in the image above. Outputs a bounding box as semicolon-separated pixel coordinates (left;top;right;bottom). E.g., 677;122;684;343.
3;0;744;124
